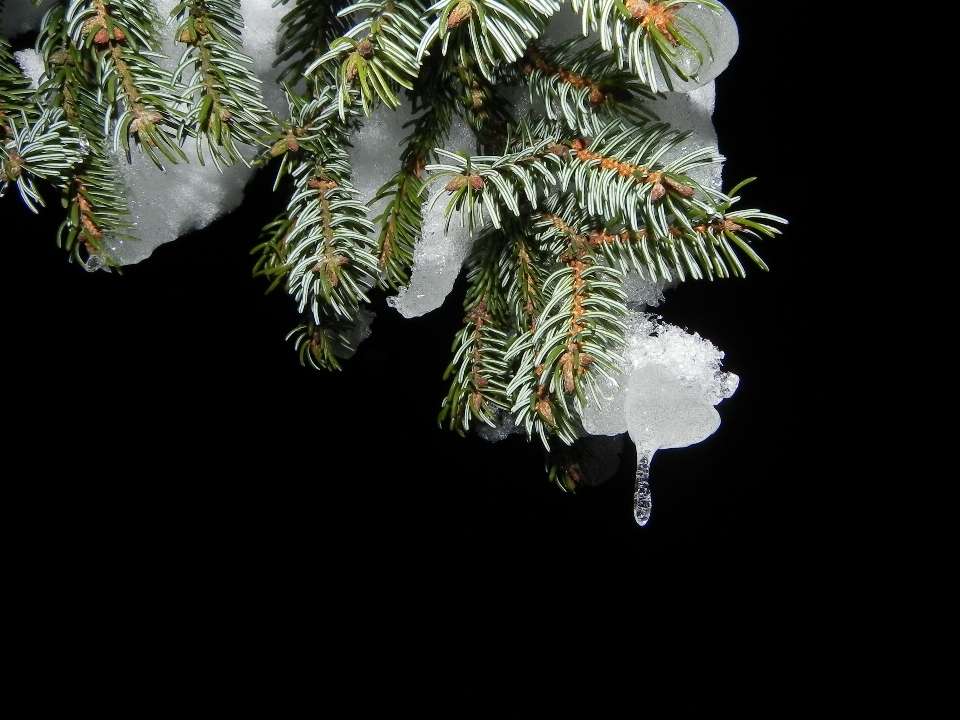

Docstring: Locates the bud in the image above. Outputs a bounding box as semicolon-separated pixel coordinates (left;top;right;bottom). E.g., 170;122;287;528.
447;1;473;28
345;56;359;82
445;176;467;192
662;176;695;197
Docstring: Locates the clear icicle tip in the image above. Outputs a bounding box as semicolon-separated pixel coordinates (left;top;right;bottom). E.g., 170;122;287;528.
633;451;653;526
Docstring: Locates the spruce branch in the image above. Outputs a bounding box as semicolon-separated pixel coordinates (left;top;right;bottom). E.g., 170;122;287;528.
254;86;378;340
1;35;37;128
557;119;724;232
171;0;278;168
63;0;187;167
1;2;790;507
274;0;352;85
2;36;83;210
370;122;438;288
311;0;428;118
569;0;727;92
520;36;659;135
286;312;360;371
440;223;512;435
0;106;84;212
369;50;457;289
447;51;517;154
34;5;136;267
416;0;560;81
425;119;565;232
504;209;627;449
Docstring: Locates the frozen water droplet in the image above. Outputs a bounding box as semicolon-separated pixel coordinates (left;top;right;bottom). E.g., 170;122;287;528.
634;449;653;526
83;254;105;272
673;47;701;76
78;134;90;154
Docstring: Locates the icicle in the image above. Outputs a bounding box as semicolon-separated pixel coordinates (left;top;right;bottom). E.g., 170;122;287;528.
633;448;653;526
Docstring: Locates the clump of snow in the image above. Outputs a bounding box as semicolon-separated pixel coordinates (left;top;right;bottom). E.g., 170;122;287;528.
651;82;723;191
349;99;419;215
622;270;675;310
12;48;42;88
108;147;255;264
582;311;737;439
239;0;290;117
386;113;478;318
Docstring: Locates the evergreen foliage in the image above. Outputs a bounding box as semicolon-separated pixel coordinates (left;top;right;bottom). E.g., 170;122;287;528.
2;0;785;491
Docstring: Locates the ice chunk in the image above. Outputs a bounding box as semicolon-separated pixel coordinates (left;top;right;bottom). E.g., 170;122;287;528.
332;306;376;359
349;100;420;217
388;114;478;318
625;363;728;527
474;408;523;443
108;147;255;264
650;2;739;93
622;271;675;310
581;311;737;439
582;371;628;436
625;364;721;450
596;313;741;525
650;82;723;191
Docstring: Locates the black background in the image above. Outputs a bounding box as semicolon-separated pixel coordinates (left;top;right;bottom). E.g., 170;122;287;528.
4;1;836;710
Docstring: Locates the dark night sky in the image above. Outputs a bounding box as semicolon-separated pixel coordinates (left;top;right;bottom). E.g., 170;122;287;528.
5;1;835;706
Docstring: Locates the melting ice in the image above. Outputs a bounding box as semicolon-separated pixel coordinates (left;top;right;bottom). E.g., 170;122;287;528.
582;312;739;524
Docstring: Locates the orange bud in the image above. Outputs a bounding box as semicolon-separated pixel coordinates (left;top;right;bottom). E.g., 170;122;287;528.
663;176;695;197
